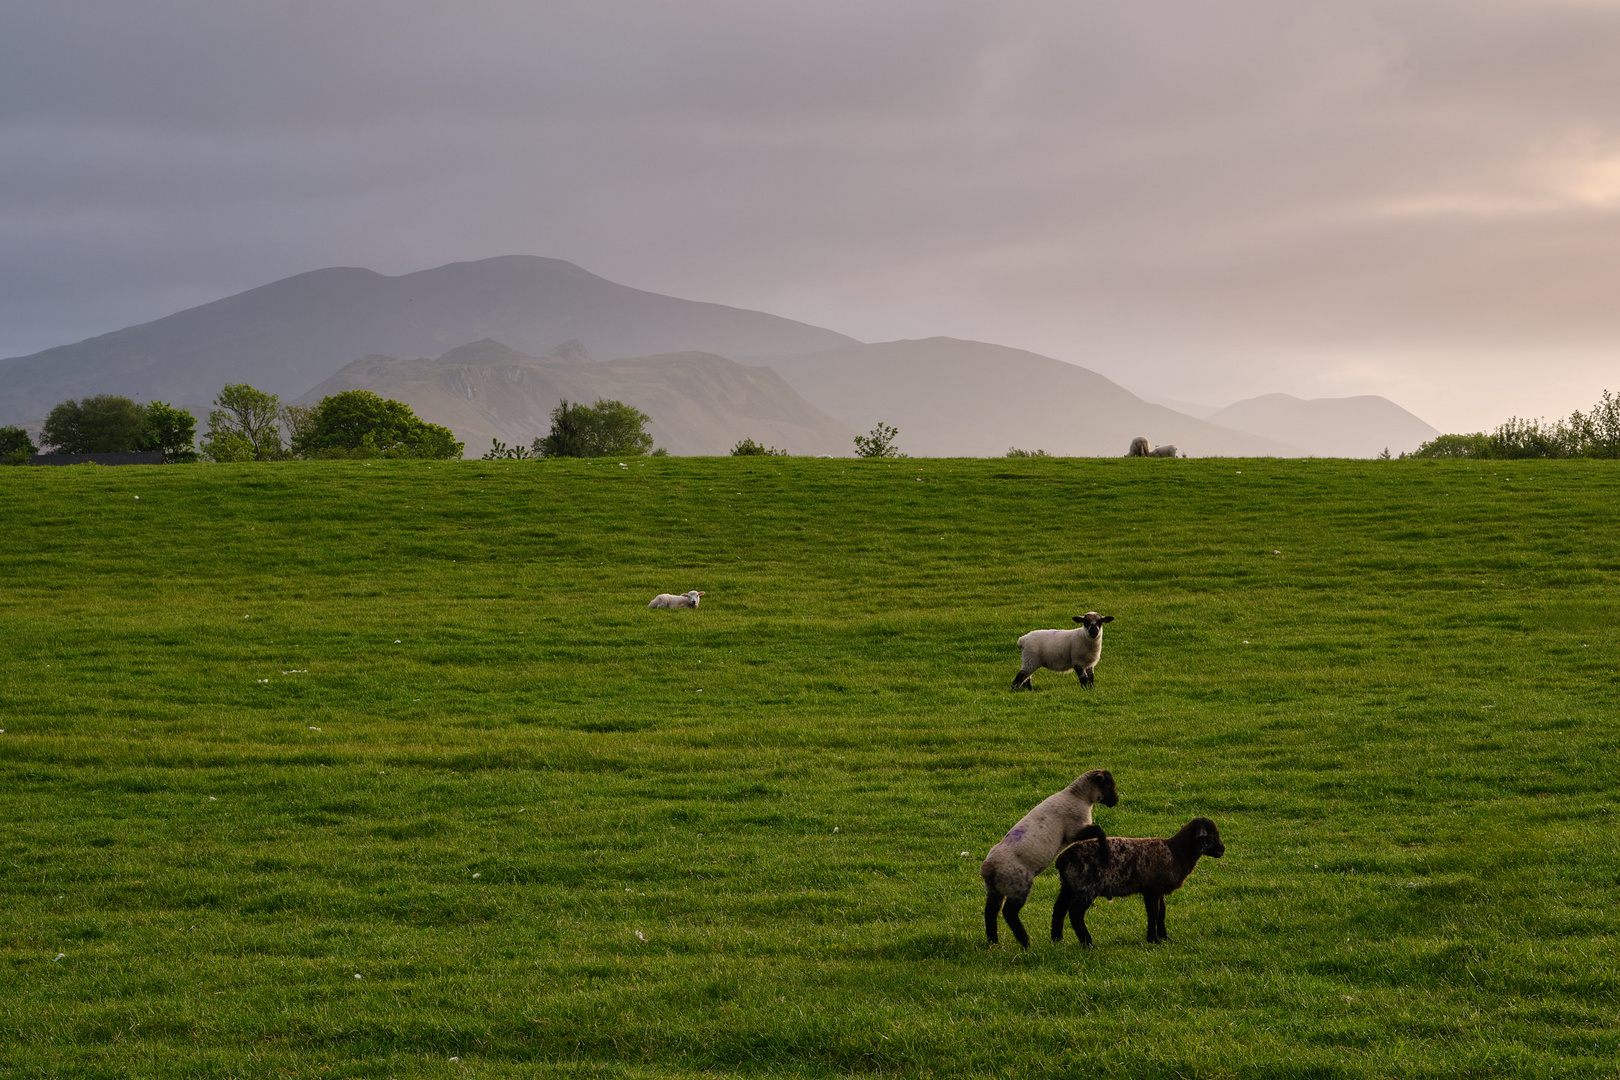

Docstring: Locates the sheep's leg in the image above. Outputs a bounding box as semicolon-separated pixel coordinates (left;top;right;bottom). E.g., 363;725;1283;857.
1143;893;1167;942
1154;895;1169;941
1001;896;1031;949
984;892;1003;944
1051;883;1070;941
1067;895;1094;947
1078;667;1094;688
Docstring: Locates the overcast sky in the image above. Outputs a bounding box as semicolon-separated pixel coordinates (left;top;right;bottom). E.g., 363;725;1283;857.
5;0;1620;431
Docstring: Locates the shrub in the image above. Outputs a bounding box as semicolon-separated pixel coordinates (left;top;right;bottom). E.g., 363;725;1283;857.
1005;447;1051;458
538;399;655;458
854;422;905;459
731;438;788;457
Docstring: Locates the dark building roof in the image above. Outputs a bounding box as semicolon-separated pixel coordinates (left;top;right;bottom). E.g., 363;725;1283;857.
28;451;165;466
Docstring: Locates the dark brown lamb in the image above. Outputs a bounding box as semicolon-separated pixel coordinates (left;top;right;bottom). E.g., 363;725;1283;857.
1051;817;1225;945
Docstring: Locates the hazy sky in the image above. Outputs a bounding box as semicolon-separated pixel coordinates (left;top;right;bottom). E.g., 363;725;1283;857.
5;0;1620;431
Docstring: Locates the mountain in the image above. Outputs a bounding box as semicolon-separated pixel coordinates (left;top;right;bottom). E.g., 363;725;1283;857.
295;339;854;457
1205;393;1439;457
0;256;858;424
754;338;1306;457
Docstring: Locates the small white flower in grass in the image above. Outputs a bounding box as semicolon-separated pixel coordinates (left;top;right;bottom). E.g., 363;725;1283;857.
394;640;401;644
354;973;362;979
960;851;971;858
472;872;480;878
52;953;65;962
257;678;269;683
634;930;646;942
209;796;217;801
449;1057;458;1062
133;495;139;500
832;827;839;834
309;726;321;732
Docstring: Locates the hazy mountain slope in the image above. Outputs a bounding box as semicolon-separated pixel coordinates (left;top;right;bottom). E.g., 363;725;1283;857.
0;256;858;424
294;340;855;457
756;338;1306;457
1207;393;1439;457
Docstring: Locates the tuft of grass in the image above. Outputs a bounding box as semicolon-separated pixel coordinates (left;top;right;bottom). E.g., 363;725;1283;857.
2;456;1618;1078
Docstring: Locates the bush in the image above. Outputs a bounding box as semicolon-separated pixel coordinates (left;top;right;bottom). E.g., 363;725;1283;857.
0;425;36;465
731;438;787;456
538;399;655;458
41;395;149;454
482;438;540;461
853;422;905;459
1408;389;1620;460
1005;447;1051;458
292;390;463;460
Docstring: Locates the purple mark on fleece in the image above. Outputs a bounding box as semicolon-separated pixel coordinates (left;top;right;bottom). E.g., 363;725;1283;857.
1005;824;1028;843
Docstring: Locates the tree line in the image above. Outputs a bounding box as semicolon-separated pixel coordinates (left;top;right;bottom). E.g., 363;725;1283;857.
1407;389;1620;460
3;383;912;463
0;385;463;464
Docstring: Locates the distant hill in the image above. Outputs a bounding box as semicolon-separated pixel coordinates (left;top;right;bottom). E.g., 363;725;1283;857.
754;338;1306;457
0;256;858;424
1206;394;1439;457
296;339;854;457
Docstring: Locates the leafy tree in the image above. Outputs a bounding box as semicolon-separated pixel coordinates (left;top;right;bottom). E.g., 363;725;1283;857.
202;384;284;462
138;401;198;462
0;425;36;465
730;438;787;456
538;399;655;457
280;404;317;450
853;422;905;459
41;394;149;453
292;390;463;459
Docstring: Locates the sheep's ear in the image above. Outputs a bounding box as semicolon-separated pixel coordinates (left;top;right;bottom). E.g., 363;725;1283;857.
1073;616;1084;624
1099;615;1114;623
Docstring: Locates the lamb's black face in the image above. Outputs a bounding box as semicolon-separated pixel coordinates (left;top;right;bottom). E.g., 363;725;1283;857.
1072;612;1115;639
1086;768;1119;808
1191;818;1225;858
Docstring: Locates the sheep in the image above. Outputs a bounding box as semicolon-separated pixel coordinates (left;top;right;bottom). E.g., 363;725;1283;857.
648;590;704;609
1126;437;1179;458
980;768;1118;948
1050;817;1225;945
1013;612;1113;690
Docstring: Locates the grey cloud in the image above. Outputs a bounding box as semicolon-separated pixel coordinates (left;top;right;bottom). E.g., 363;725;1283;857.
4;0;1620;430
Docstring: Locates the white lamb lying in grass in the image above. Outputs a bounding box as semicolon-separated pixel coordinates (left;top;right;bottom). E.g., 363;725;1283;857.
648;590;705;609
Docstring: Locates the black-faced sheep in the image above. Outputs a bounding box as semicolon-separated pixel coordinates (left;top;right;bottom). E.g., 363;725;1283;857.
1051;816;1224;945
1013;612;1113;690
648;590;704;609
980;769;1118;948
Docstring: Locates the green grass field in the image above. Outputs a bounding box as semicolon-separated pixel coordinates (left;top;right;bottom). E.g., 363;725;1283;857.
2;456;1617;1079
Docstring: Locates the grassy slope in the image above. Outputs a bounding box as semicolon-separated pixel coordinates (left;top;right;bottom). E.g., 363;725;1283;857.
0;457;1616;1079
